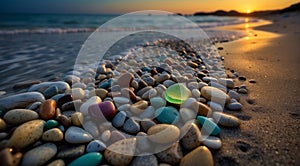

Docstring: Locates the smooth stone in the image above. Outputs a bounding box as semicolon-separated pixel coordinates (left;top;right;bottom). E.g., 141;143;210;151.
201;86;230;104
104;138;136;166
212;112;241;127
64;75;80;85
71;112;83;126
163;80;175;88
26;101;42;111
228;90;240;101
47;159;65;166
97;64;107;74
123;118;140;134
93;88;108;99
88;101;116;120
117;73;134;88
87;140;106;152
238;88;248;94
109;130;126;143
121;88;137;101
0;118;6;131
21;143;57;166
147;124;180;144
67;88;85;100
65;126;93;144
28;81;70;93
137;86;153;96
192;89;201;98
45;120;59;129
180;108;197;122
165;83;191;104
13;80;41;89
101;130;111;142
72;82;87;89
131;100;148;115
57;145;85;158
42;128;64;142
80;96;101;115
190;102;212;116
202;136;222;149
0;92;45;111
113;97;130;104
142;88;157;100
0;148;13;166
181;123;201;150
196;116;220;136
131;155;158;166
3;109;38;125
43;85;59;99
141;119;156;132
142;75;156;86
156;142;183;164
227;102;243;110
69;152;103;166
112;111;126;128
156;74;170;83
219;78;234;89
155;106;180;124
181;98;197;108
209;82;227;92
7;120;44;149
208;101;223;112
202;77;217;83
39;99;57;120
56;115;71;127
150;97;166;109
83;121;99;138
136;132;151;153
139;106;155;119
179;146;213;166
57;94;73;108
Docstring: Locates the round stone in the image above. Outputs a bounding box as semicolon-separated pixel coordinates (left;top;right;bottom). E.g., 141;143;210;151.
208;102;223;112
65;126;93;144
39;99;57;120
180;146;213;166
156;142;183;164
69;152;103;166
112;111;126;128
123;118;140;134
101;130;111;142
47;159;65;166
196;116;220;136
155;106;180;124
42;128;64;142
190;102;212;116
88;101;116;120
165;83;191;104
181;123;201;150
202;136;222;149
21;143;57;166
44;120;59;129
226;102;243;111
228;90;240;101
201;86;230;104
212;112;241;127
43;85;59;99
3;109;38;126
130;100;148;115
147;124;180;144
150;97;166;109
71;112;83;126
86;140;106;152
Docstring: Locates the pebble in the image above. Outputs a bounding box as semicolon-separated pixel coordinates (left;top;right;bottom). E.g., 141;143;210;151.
69;152;103;166
142;75;156;86
131;155;158;166
47;159;65;166
202;136;222;149
26;101;42;111
71;112;83;126
21;143;57;166
219;78;234;89
202;77;217;83
190;101;212;116
227;102;243;110
141;119;156;132
192;89;201;98
113;96;130;104
187;61;198;68
181;123;201;150
64;75;80;85
180;108;197;122
80;96;101;115
57;145;85;158
164;83;191;104
155;106;180;124
83;121;100;138
142;88;157;100
39;99;57;120
93;88;108;99
65;126;93;144
139;106;155;119
0;148;13;166
0;118;6;131
45;120;59;129
130;100;148;115
104;138;136;166
42;128;64;142
147;124;180;144
88;101;116;120
101;130;111;142
28;81;70;93
180;146;213;166
228;90;240;101
112;111;126;128
43;85;58;99
57;94;73;108
150;97;166;109
137;86;153;96
163;80;175;87
86;140;106;152
201;86;230;104
56;115;71;127
67;88;85;100
121;88;137;101
238;76;247;81
181;98;197;108
208;102;223;112
238;88;248;94
212;112;241;127
117;73;134;88
156;74;171;83
0;92;45;111
156;142;183;164
109;130;126;143
196;116;220;136
249;79;256;83
123;118;140;134
7;120;44;149
3;109;38;126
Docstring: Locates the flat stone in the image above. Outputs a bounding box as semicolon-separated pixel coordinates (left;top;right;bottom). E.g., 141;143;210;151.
131;155;158;166
104;138;136;166
196;116;220;136
69;152;103;166
155;106;180;124
208;102;223;112
228;90;240;101
42;128;64;142
21;143;57;166
0;92;45;111
65;126;93;144
227;102;243;111
181;123;201;150
180;146;213;166
156;142;183;164
43;85;59;99
28;81;70;93
117;73;134;88
39;99;57;120
147;124;180;144
150;97;166;109
156;74;170;83
87;140;106;152
123;118;140;134
3;109;38;126
219;78;234;89
7;120;44;149
57;145;85;158
201;86;230;104
112;111;126;128
212;112;241;127
202;136;222;149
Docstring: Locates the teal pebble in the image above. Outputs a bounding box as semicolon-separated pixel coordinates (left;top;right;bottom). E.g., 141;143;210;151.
150;97;166;109
155;106;180;124
196;116;220;136
98;79;112;89
68;152;103;166
141;66;151;72
45;120;59;130
43;85;58;99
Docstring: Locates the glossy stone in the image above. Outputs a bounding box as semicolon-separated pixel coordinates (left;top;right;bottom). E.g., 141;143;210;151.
147;124;180;144
212;112;241;127
180;146;213;166
39;99;57;120
196;116;220;136
44;120;59;129
164;83;191;104
156;142;183;164
202;136;222;149
65;126;93;144
21;143;57;166
123;118;140;134
201;86;230;104
155;106;180;124
112;111;126;128
42;128;64;142
86;140;106;152
88;101;116;120
3;109;38;125
69;152;103;166
181;123;201;150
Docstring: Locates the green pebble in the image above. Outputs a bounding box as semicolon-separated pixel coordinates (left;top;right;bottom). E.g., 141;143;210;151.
45;120;59;130
165;83;191;104
196;116;220;136
68;152;102;166
155;106;180;124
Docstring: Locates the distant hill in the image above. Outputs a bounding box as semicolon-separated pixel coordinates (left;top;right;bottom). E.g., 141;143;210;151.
194;2;300;16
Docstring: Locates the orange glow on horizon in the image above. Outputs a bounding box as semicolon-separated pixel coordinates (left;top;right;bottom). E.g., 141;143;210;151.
246;9;252;14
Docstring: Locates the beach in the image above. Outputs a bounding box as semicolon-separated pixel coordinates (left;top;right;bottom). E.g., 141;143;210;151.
215;11;300;165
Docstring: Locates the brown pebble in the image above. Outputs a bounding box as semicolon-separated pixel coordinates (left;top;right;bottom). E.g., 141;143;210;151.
39;99;57;120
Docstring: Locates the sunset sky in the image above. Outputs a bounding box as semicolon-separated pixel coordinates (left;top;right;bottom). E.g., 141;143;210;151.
0;0;299;14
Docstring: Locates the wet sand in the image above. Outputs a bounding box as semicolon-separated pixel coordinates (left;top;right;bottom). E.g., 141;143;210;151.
214;11;300;165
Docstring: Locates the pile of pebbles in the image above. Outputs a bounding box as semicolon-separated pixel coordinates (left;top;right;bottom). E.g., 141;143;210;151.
0;39;251;166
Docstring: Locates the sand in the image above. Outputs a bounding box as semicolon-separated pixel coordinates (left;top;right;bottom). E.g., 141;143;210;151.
213;11;300;165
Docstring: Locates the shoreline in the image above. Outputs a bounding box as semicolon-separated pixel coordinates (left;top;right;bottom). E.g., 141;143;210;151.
214;11;300;165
